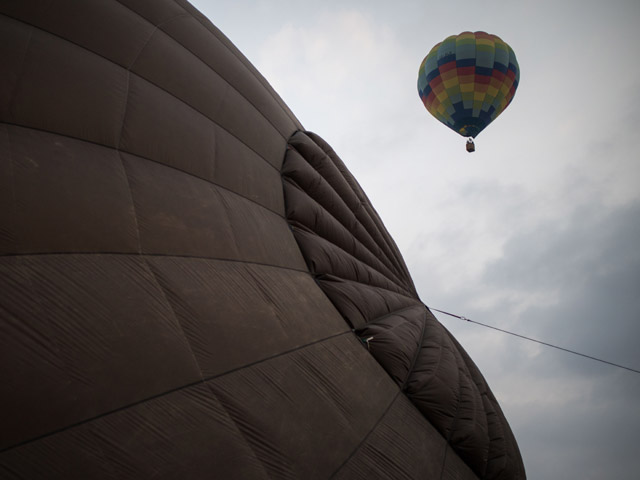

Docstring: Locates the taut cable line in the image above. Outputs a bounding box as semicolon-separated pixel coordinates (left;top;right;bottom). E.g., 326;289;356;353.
430;307;640;375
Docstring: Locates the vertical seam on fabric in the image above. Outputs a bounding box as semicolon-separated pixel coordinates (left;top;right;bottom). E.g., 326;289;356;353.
114;14;172;255
2;10;286;173
328;390;402;479
117;0;294;141
115;69;144;256
201;381;274;480
165;0;303;131
400;306;429;391
6;23;34;120
112;17;209;394
143;259;206;383
438;358;465;480
439;442;451;480
2;125;17;253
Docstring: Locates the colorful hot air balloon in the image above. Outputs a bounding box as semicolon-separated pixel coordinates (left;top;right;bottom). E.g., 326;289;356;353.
417;31;520;152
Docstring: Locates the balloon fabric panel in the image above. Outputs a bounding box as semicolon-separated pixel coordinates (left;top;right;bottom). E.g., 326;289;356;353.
417;31;520;138
283;131;526;480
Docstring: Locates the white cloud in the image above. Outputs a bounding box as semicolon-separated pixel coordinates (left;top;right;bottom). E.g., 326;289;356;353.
256;9;405;135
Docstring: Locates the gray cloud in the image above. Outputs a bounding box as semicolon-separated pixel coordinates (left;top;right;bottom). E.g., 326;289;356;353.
433;200;640;479
482;201;640;369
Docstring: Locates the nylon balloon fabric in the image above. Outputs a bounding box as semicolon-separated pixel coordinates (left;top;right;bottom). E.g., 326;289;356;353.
417;31;520;138
1;2;524;479
283;131;525;480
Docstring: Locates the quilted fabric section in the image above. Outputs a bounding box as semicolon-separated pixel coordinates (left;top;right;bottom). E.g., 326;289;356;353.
283;130;525;480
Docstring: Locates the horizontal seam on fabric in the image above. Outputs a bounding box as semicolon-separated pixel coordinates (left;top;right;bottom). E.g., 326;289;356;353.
356;304;425;330
115;1;294;140
5;19;34;125
169;0;303;130
292;226;414;298
360;202;416;292
0;329;351;454
0;121;285;218
0;251;308;272
284;180;412;291
0;13;286;171
203;330;352;383
150;3;294;139
315;274;418;305
286;141;410;283
292;135;411;281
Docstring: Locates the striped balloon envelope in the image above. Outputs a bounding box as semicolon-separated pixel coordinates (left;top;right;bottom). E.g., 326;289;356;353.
417;31;519;146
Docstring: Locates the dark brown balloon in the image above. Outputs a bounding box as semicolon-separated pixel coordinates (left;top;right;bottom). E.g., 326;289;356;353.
0;1;525;479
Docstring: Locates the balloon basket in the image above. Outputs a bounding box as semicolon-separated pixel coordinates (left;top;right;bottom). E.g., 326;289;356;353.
466;138;475;153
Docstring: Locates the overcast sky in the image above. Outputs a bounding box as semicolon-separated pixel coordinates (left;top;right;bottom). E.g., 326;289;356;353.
191;1;640;477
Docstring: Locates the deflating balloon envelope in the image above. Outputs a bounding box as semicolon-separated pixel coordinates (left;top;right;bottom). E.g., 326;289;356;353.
417;31;520;139
0;4;526;479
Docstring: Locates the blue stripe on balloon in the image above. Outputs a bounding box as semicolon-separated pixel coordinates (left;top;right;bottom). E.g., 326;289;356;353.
494;62;508;74
456;58;476;68
438;53;456;66
426;69;440;84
